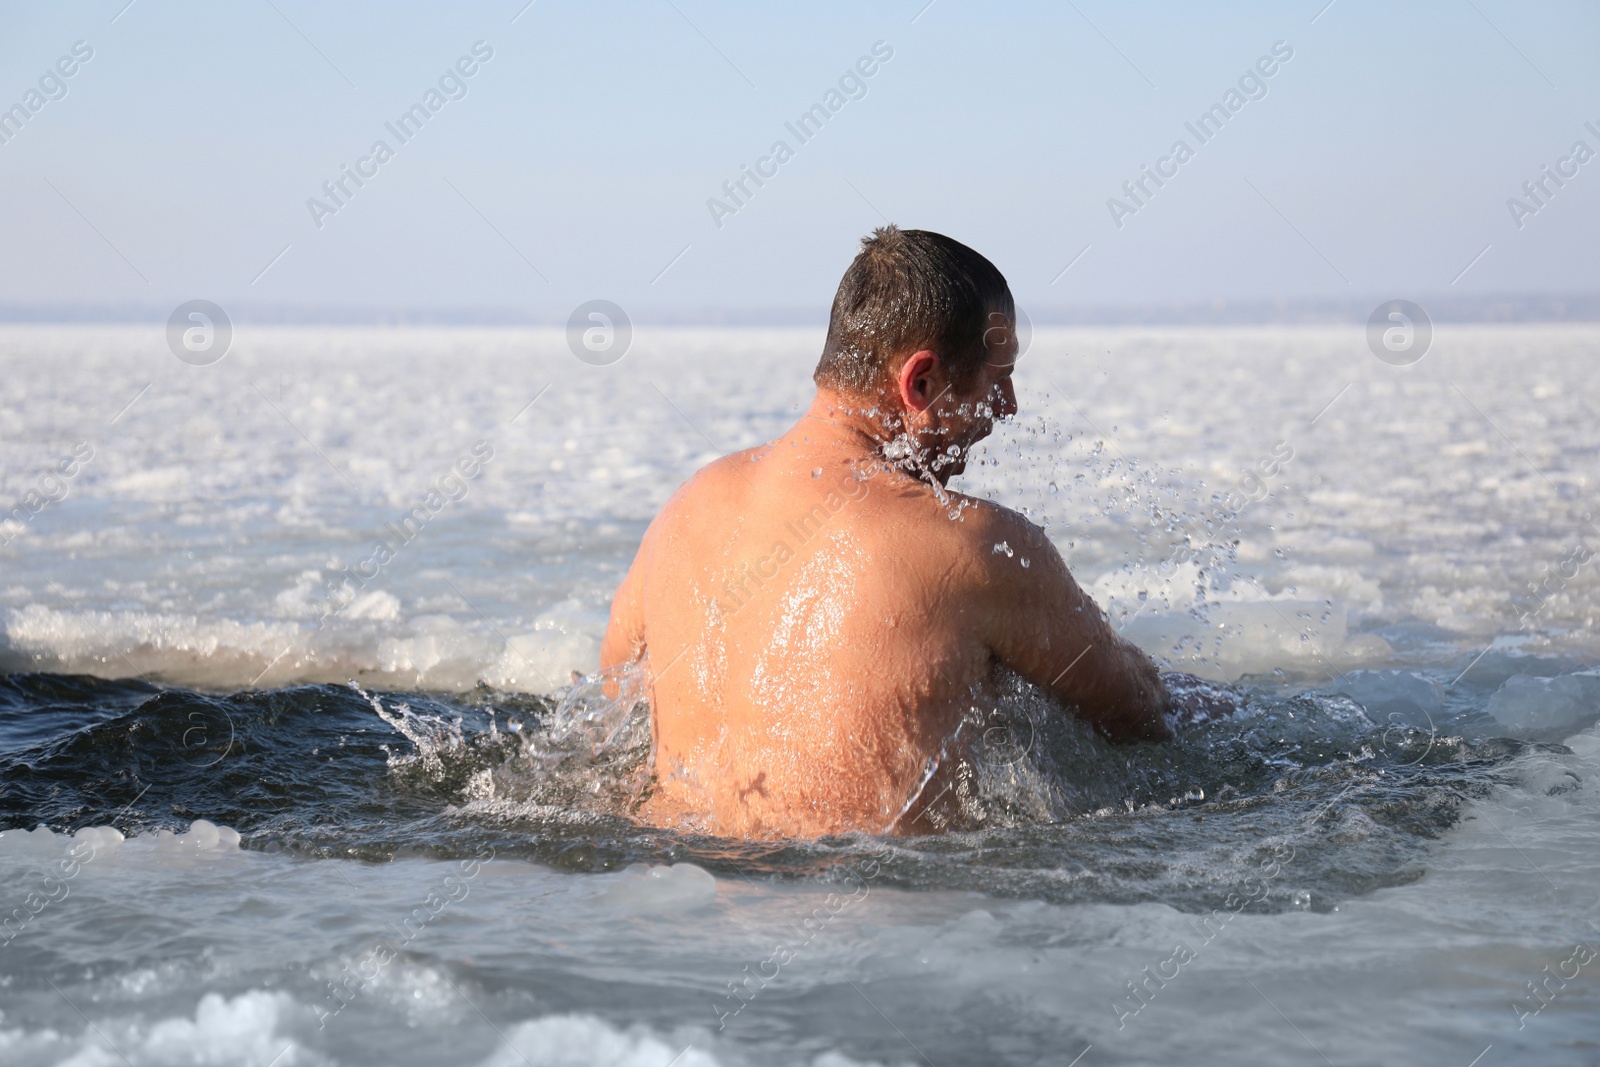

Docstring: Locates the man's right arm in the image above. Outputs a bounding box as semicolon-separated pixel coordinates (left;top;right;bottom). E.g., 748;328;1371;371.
600;551;646;672
969;504;1171;742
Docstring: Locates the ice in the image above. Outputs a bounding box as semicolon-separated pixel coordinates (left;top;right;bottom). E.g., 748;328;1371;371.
0;825;68;859
6;324;1600;1067
1334;670;1445;729
0;603;306;688
70;826;126;853
128;821;243;859
1488;673;1600;740
0;824;124;859
166;819;242;852
0;822;242;870
3;324;1597;691
1120;600;1390;681
600;863;718;913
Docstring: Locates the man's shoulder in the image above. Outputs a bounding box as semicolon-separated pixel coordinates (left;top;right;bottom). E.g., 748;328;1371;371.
932;494;1074;614
656;446;768;516
868;486;1053;592
942;494;1050;558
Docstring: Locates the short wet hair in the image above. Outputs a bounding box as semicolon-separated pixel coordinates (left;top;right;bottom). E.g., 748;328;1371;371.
814;225;1013;396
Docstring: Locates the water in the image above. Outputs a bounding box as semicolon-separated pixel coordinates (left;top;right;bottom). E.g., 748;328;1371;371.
2;324;1598;1065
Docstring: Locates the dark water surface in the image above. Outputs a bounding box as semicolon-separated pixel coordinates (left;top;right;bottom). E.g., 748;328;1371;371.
2;663;1575;912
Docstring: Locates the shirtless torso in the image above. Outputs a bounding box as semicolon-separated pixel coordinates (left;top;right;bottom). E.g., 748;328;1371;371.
600;379;1172;839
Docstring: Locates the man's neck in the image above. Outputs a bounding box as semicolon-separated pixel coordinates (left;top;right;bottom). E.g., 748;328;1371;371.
799;389;956;488
801;389;898;449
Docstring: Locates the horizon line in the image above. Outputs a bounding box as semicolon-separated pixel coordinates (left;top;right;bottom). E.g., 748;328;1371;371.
2;292;1599;327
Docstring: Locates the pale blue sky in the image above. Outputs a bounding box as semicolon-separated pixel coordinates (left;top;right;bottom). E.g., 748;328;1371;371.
1;0;1596;319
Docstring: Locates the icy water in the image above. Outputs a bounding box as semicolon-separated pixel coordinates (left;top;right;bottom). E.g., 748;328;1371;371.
2;324;1598;1066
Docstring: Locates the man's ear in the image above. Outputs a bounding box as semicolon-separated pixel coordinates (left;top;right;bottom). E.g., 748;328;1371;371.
896;350;941;413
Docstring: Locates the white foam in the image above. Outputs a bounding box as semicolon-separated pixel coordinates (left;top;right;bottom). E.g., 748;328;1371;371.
476;1015;715;1067
476;1014;897;1067
0;990;299;1067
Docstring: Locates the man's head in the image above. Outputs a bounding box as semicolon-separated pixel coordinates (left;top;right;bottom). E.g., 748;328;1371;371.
814;225;1019;480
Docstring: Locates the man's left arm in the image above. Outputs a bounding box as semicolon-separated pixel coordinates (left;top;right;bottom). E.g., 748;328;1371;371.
969;504;1172;742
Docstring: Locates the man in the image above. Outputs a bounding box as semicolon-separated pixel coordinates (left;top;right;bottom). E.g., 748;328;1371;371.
601;226;1172;839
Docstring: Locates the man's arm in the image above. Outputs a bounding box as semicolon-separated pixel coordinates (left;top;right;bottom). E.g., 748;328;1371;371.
970;504;1171;742
599;552;646;671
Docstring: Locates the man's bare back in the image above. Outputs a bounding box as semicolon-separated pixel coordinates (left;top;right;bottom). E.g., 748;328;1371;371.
601;227;1171;839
